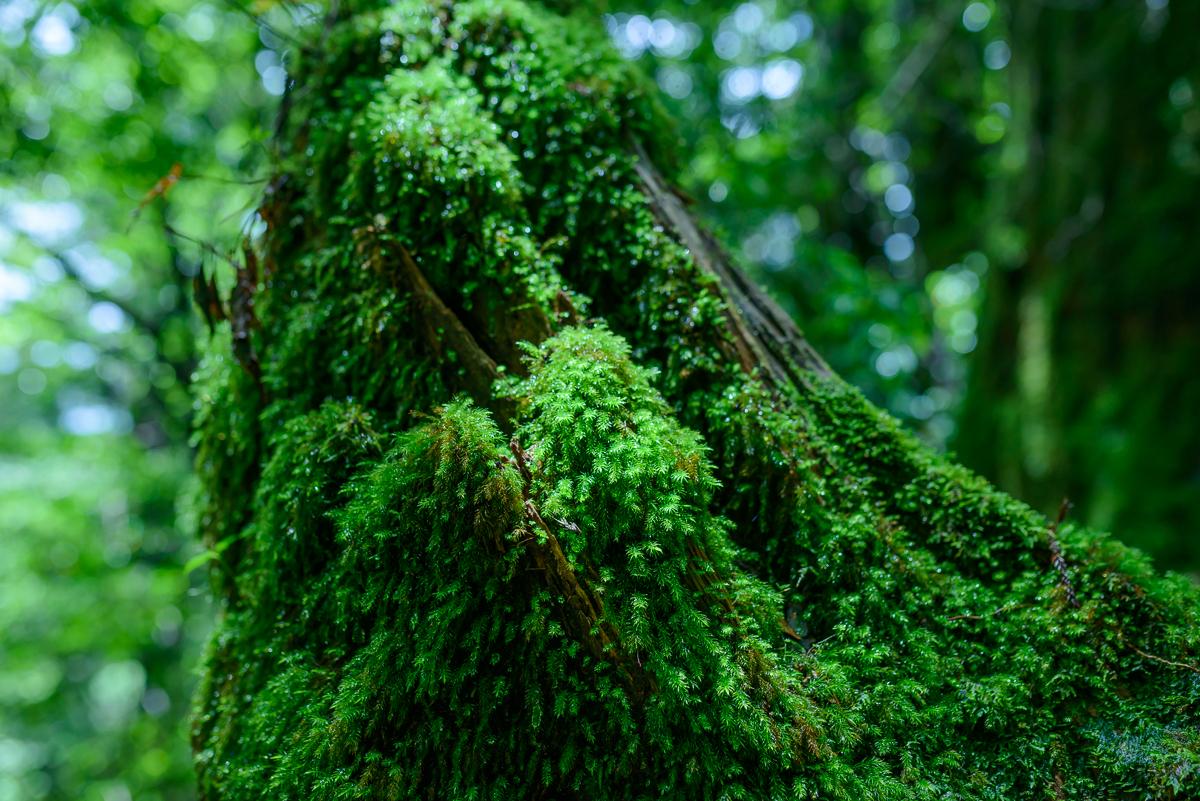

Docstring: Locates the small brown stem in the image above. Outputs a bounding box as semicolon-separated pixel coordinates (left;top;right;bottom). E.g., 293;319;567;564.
505;438;657;700
355;225;504;412
946;603;1031;623
1125;643;1200;675
1046;498;1080;609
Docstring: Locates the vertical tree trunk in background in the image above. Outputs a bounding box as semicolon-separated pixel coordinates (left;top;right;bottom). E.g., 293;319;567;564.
190;2;1200;798
956;1;1200;571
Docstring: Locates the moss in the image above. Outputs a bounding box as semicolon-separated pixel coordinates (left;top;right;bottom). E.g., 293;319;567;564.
192;1;1200;799
191;325;263;600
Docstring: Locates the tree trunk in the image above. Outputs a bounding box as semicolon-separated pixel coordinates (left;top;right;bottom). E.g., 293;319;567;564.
190;2;1200;798
955;0;1200;572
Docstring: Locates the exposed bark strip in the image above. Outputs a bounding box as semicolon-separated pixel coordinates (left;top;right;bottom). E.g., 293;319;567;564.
632;141;831;393
355;224;501;406
394;243;502;403
507;438;657;701
1046;498;1080;609
231;245;263;395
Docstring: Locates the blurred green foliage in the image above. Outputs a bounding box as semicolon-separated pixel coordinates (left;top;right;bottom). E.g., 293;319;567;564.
1;1;269;798
1;0;1197;798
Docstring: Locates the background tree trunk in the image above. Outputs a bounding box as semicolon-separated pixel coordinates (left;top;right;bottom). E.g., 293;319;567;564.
955;0;1200;570
191;2;1200;798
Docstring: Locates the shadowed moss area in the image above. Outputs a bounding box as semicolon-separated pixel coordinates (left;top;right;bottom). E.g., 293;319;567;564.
191;1;1200;798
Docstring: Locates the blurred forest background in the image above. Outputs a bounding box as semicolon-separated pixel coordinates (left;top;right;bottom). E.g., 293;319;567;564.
1;0;1197;798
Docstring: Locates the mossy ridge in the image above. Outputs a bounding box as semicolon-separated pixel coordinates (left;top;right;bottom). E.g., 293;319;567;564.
191;0;1200;799
195;352;827;798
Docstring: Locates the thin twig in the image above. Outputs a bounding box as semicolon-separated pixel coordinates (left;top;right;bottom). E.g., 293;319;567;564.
1047;498;1080;608
946;602;1031;623
163;223;240;268
1126;643;1200;675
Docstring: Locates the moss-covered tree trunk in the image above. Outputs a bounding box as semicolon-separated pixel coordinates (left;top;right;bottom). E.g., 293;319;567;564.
190;2;1200;798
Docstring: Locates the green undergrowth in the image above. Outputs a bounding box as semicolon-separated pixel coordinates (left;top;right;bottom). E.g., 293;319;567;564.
191;1;1200;798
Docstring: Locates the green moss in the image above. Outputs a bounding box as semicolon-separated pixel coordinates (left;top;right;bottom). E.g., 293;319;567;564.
192;1;1200;798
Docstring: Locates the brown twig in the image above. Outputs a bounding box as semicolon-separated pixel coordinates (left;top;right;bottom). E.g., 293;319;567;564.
353;225;501;410
230;244;263;393
1125;642;1200;675
1047;498;1080;608
505;438;657;700
946;603;1031;623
